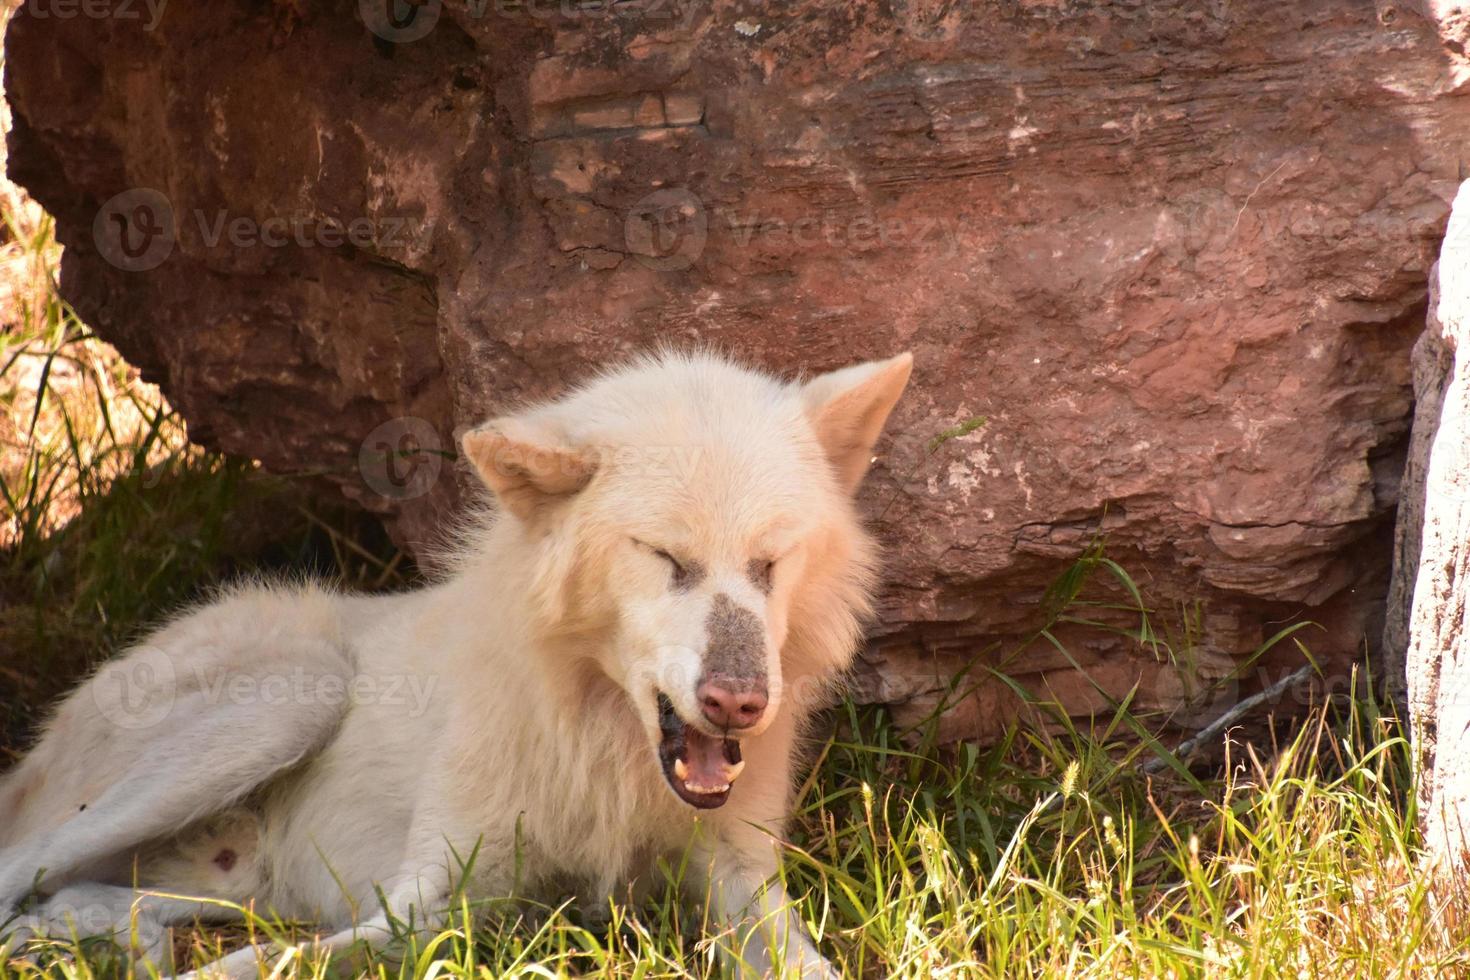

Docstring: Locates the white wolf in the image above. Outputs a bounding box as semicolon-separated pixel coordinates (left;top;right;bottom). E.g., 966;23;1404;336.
0;350;913;978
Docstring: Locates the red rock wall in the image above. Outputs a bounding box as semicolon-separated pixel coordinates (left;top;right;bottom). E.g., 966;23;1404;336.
8;0;1468;738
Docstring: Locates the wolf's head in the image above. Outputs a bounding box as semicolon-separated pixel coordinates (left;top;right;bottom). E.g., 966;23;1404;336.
460;351;912;809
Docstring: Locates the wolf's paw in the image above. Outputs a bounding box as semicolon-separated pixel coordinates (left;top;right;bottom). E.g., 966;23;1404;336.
783;952;839;980
174;942;279;980
0;875;30;925
0;914;43;964
3;892;170;969
777;936;840;980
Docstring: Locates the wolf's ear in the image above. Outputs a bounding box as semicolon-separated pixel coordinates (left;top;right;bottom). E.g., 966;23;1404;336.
460;418;598;521
801;352;914;494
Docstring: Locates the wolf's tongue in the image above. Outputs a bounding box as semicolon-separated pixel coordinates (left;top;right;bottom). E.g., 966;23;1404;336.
680;727;744;791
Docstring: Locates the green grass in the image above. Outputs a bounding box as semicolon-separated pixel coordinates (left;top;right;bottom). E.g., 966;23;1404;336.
3;191;1470;979
5;678;1459;978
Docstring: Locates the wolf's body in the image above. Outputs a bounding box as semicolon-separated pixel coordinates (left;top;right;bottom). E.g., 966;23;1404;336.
0;351;913;977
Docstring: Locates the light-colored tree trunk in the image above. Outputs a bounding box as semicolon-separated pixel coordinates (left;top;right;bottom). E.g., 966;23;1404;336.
1396;180;1470;872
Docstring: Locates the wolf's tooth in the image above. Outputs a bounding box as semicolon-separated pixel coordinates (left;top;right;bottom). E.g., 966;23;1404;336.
697;786;729;794
723;759;745;782
684;781;730;795
673;758;689;781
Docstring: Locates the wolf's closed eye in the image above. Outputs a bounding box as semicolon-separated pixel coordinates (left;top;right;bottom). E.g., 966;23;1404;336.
635;540;697;589
749;558;776;593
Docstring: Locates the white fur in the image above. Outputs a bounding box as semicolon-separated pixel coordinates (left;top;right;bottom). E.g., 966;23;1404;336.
0;350;912;978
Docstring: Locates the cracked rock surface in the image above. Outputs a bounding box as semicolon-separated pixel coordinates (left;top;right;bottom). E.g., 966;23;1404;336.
8;0;1470;738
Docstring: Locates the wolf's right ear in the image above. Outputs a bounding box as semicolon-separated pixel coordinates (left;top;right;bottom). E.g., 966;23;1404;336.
460;418;598;521
801;352;914;494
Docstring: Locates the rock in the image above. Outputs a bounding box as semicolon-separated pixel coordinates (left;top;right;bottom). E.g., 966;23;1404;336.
1400;180;1470;873
6;0;1469;739
1384;257;1458;695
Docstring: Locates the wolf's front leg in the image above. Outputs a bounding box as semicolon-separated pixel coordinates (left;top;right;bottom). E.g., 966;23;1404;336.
182;797;499;979
180;868;453;980
699;841;836;980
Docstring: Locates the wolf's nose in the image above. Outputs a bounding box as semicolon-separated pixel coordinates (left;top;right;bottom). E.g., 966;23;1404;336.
697;677;768;730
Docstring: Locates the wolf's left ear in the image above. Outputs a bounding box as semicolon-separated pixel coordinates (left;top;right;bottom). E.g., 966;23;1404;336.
801;352;914;494
461;417;598;521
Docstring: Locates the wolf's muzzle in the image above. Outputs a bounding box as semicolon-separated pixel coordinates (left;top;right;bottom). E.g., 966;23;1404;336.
695;674;768;730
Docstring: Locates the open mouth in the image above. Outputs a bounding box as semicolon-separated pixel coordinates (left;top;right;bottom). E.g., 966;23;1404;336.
656;692;745;809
